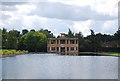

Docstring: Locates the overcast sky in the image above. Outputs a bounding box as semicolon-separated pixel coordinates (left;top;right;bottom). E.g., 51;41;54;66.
0;0;119;37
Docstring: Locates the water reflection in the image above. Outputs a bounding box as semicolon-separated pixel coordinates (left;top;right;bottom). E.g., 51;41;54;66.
1;54;118;79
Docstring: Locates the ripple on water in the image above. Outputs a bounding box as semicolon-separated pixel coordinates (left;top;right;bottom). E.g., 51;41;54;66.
2;54;118;79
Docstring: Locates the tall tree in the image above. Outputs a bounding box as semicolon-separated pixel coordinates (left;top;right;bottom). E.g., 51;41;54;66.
90;29;95;52
67;28;74;38
22;29;28;35
75;32;84;52
2;28;7;49
6;30;20;49
90;29;95;36
21;31;47;52
114;30;120;40
0;29;2;49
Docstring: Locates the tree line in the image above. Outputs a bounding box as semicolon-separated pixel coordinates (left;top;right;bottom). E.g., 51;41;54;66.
0;28;120;52
1;28;54;52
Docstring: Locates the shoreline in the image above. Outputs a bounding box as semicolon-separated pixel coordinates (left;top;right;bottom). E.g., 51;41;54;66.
0;52;119;57
0;53;30;58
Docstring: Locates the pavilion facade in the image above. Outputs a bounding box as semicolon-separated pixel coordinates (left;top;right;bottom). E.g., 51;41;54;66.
47;34;78;54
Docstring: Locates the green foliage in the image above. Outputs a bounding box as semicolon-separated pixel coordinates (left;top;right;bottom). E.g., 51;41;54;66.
6;30;20;49
75;32;84;52
22;29;28;35
1;28;55;52
21;31;47;52
39;29;55;38
2;28;7;49
90;29;95;36
114;30;120;40
1;27;119;53
1;49;28;55
66;28;74;38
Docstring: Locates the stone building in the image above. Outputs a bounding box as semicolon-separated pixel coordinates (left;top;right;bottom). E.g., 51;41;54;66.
47;33;78;54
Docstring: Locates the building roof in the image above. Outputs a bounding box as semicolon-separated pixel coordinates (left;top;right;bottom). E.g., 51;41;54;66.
48;38;78;40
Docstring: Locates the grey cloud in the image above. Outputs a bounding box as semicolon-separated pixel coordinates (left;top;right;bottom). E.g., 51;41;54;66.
1;2;27;6
29;2;117;21
118;1;120;27
1;5;17;11
1;14;11;20
0;2;27;11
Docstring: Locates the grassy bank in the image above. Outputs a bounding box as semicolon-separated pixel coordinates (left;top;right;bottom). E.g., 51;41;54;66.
0;50;119;57
103;52;120;56
0;49;28;57
79;52;120;56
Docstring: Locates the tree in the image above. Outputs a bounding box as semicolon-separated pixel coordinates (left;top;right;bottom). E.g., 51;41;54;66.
90;29;95;36
18;29;53;51
22;29;28;35
67;28;74;38
2;28;7;49
86;29;98;52
18;36;27;50
75;32;84;52
6;30;20;49
39;29;55;38
21;31;47;52
90;29;96;52
114;30;120;40
114;30;120;49
30;29;35;32
0;29;2;49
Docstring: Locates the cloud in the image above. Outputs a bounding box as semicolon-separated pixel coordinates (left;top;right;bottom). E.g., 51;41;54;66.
1;5;17;11
1;2;27;6
29;2;117;21
72;19;118;36
102;19;118;34
48;0;118;16
1;14;11;20
73;20;94;36
0;1;118;37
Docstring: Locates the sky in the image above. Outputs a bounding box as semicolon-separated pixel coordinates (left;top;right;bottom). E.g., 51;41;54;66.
0;0;119;37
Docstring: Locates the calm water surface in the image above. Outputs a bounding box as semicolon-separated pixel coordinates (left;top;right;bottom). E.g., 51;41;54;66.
0;53;118;79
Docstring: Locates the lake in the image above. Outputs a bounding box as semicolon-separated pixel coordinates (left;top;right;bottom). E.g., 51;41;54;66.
0;53;118;79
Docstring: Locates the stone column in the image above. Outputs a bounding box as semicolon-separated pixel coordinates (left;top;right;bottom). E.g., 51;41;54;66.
65;40;67;44
65;47;67;53
74;47;76;51
50;47;51;52
59;47;61;52
74;40;76;44
68;40;70;44
55;47;57;52
49;40;51;44
59;40;60;44
69;47;71;52
56;40;57;44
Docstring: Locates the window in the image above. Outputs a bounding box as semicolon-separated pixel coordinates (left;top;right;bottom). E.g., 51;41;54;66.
76;47;78;50
57;47;59;51
60;40;65;44
70;40;75;44
51;40;56;44
67;47;69;51
67;40;69;44
57;40;59;44
70;47;74;50
51;47;55;50
76;40;78;44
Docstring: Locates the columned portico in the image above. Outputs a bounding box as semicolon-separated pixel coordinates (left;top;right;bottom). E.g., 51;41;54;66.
47;39;78;53
47;33;78;54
